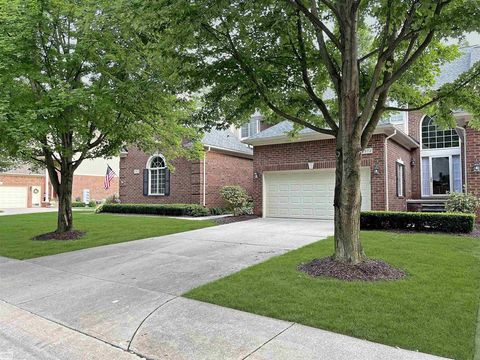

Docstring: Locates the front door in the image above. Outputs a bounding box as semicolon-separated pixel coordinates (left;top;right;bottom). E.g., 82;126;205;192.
432;157;450;195
421;154;462;196
31;185;42;207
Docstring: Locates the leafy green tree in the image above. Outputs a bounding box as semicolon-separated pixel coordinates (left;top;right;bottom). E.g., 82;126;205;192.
0;0;202;234
137;0;480;263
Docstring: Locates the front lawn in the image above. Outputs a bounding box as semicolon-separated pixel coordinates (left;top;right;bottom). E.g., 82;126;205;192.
0;212;215;259
185;231;480;360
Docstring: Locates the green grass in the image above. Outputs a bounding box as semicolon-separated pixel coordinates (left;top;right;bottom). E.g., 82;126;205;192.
0;212;215;259
185;231;480;360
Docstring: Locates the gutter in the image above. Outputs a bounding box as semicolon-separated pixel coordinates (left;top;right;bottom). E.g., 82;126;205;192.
384;129;397;211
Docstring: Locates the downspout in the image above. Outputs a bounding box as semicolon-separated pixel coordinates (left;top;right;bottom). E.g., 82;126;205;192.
384;129;397;211
456;126;468;192
203;147;211;207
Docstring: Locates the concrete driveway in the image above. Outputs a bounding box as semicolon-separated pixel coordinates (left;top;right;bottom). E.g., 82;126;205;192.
0;218;444;360
0;207;58;216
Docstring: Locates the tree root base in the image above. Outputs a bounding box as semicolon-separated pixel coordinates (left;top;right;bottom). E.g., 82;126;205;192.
298;256;406;281
32;230;86;241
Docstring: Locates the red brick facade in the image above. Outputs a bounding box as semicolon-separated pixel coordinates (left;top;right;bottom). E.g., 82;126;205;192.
0;173;118;207
251;112;480;221
72;176;119;202
252;135;392;216
119;147;253;208
466;124;480;220
0;174;46;207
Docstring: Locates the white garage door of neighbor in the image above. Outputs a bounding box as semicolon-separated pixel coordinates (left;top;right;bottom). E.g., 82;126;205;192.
0;186;28;208
264;168;371;220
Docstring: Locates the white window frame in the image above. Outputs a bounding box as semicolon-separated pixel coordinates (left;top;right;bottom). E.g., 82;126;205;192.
240;117;260;139
419;115;462;197
146;154;167;196
396;160;405;198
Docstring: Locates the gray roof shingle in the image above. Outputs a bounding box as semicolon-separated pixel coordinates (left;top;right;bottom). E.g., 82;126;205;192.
202;128;253;155
435;45;480;88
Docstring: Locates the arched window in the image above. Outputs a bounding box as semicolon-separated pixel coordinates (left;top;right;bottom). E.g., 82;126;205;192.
147;155;167;195
421;116;459;150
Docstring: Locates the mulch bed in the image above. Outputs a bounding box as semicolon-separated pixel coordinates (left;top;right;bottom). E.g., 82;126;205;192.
466;227;480;238
32;230;86;241
213;215;258;225
298;256;406;282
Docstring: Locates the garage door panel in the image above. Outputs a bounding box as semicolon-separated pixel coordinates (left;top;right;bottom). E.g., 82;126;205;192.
264;168;371;220
0;186;28;208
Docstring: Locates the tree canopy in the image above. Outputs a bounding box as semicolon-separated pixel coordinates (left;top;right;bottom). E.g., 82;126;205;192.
0;0;203;170
136;0;480;133
0;0;203;232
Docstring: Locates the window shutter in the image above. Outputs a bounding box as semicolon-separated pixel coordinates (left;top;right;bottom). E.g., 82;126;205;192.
143;169;149;196
165;168;170;196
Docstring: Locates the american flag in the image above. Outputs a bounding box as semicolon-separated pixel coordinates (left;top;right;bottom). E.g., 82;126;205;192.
104;165;116;190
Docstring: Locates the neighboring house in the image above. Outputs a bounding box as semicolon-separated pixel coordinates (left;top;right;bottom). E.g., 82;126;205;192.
0;158;119;209
119;126;255;208
243;46;480;220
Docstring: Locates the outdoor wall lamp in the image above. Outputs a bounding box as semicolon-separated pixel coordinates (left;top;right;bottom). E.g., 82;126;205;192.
373;163;380;175
254;171;260;179
410;159;416;167
473;163;480;173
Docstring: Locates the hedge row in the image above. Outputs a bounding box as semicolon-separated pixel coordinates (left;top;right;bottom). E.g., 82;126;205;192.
97;203;210;217
361;211;475;233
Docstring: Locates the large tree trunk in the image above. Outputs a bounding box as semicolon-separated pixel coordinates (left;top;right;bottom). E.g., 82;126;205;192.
332;1;365;264
56;169;74;233
333;139;365;264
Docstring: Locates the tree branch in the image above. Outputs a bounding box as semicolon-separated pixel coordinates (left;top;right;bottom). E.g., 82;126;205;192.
293;14;338;132
288;0;343;51
203;24;335;136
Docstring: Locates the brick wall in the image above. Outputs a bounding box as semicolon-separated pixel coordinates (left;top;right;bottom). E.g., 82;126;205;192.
466;125;480;221
203;151;253;208
252;135;387;216
72;175;119;202
119;147;200;204
0;174;45;207
386;140;413;211
119;147;253;207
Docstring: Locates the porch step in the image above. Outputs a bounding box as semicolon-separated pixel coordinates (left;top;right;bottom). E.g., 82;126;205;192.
406;199;447;213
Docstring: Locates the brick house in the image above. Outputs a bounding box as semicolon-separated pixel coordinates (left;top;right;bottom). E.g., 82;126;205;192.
119;126;255;208
243;46;480;220
0;158;119;209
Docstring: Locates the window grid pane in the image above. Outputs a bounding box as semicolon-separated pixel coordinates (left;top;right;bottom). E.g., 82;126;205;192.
422;117;459;150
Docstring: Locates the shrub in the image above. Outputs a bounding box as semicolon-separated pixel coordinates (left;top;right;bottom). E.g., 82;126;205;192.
445;191;480;214
88;200;97;207
104;194;121;204
220;186;253;216
72;201;86;208
360;211;475;233
209;207;229;215
97;203;210;217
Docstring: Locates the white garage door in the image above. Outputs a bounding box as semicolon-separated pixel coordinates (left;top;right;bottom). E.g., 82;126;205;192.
0;186;28;208
264;168;371;220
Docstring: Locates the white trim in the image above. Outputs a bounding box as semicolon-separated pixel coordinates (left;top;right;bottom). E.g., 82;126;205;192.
396;161;405;198
244;124;419;150
146;154;167;196
419;115;463;197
